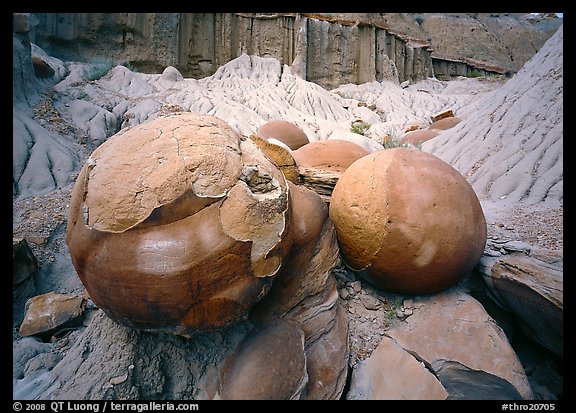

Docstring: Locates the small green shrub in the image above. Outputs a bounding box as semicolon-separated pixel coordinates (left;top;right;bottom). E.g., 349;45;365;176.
470;69;483;78
351;121;371;135
382;128;421;149
85;59;114;81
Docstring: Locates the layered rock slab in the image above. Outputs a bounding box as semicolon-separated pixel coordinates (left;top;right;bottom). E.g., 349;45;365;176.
347;336;448;400
384;291;533;399
479;250;563;357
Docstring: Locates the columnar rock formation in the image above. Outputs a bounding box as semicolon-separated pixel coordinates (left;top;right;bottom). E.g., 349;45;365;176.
29;13;434;88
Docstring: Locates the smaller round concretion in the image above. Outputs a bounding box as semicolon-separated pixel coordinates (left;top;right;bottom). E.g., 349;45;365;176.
429;116;461;131
292;139;370;173
257;119;310;150
400;128;440;146
329;147;487;294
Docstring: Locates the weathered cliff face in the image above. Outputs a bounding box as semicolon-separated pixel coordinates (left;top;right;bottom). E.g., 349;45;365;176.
28;13;434;89
319;13;562;76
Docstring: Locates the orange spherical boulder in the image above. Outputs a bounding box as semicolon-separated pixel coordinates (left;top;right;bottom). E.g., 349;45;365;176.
429;116;461;131
400;128;440;146
257;119;310;150
329;147;486;295
66;112;294;336
292;139;370;173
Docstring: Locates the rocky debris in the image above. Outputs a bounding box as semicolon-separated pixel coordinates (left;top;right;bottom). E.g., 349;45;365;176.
19;291;87;340
330;147;487;294
360;295;381;311
332;265;411;367
483;204;563;252
432;359;523;400
347;336;448;400
13;183;84;298
13;238;38;325
13;337;52;379
14;310;251;400
384;290;533;399
479;250;563;357
257;119;310;150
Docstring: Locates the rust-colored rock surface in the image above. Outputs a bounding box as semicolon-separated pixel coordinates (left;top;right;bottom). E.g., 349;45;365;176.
292;139;370;173
329;147;486;294
385;291;533;399
257;119;309;150
219;319;308;400
292;139;371;202
429;116;461;131
31;56;55;79
400;128;440;146
347;336;448;400
66;112;293;336
250;182;348;400
249;133;299;184
19;292;87;339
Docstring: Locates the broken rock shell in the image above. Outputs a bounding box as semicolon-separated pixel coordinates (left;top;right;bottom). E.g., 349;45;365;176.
257;119;309;150
66;112;293;336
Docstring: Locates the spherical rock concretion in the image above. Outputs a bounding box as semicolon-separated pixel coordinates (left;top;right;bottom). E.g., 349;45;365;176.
292;139;370;173
66;112;294;336
400;128;440;146
429;116;461;131
329;147;487;295
257;119;310;150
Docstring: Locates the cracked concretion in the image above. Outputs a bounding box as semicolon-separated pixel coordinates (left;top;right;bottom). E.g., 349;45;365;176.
329;147;487;295
66;112;292;335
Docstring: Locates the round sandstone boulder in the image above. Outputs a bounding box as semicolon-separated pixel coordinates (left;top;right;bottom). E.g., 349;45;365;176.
292;139;370;173
429;116;461;131
66;112;294;336
329;147;487;294
257;119;309;150
400;128;440;146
